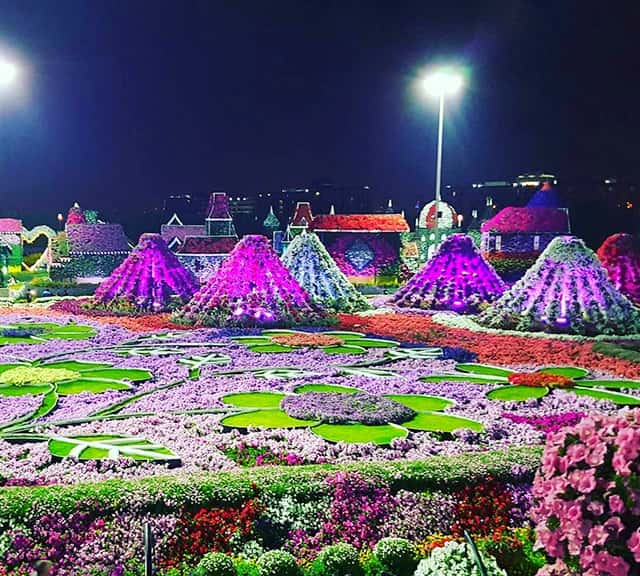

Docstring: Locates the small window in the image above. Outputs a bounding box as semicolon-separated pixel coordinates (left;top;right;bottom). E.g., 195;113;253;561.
495;235;502;251
533;235;540;250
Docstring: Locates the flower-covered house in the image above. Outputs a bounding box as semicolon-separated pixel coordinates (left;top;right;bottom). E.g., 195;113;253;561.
160;192;239;281
0;218;23;273
303;204;410;285
51;204;132;282
480;184;570;280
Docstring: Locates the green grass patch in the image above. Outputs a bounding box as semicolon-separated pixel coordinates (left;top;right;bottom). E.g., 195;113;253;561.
222;392;286;408
404;412;484;433
221;409;315;429
385;394;454;411
571;387;640;405
312;423;407;445
486;386;548;402
293;383;359;394
456;364;513;378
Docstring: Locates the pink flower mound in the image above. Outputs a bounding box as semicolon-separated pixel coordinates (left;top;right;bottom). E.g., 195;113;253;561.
597;234;640;305
177;235;324;327
531;410;640;575
95;233;198;311
392;233;505;312
481;206;570;233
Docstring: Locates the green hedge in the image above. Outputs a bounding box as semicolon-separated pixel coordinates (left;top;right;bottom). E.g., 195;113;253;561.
0;446;542;525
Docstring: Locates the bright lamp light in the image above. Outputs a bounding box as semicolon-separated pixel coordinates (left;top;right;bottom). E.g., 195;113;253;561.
0;58;18;87
422;69;463;97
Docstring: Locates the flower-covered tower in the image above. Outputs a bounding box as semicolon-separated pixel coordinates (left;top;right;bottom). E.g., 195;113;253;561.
263;206;281;239
66;203;86;225
597;233;640;305
177;235;324;326
391;234;505;312
282;231;369;313
479;235;640;335
95;233;198;311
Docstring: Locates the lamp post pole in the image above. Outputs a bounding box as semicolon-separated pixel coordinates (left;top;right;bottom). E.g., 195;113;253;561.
433;93;445;233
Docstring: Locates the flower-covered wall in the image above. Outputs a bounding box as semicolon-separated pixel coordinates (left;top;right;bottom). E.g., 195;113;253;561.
320;233;401;285
176;254;227;282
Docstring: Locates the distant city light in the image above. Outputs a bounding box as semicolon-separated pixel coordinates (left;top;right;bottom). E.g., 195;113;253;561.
421;68;463;97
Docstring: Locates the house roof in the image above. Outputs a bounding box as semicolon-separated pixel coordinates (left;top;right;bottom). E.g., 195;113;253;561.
291;202;313;227
160;224;207;245
481;206;570;234
0;218;22;233
312;213;410;233
178;236;238;254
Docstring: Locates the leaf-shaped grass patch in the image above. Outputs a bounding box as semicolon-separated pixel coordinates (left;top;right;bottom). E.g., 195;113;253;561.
537;367;590;379
312;423;407;445
221;410;315;429
294;383;359;394
456;364;513;378
78;368;152;382
322;345;367;355
222;392;286;408
571;387;640;406
486;386;548;402
48;434;180;464
404;412;484;433
572;379;640;390
421;374;503;384
385;394;454;412
57;378;133;396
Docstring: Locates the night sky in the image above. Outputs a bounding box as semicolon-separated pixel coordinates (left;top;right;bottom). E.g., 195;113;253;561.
0;1;638;228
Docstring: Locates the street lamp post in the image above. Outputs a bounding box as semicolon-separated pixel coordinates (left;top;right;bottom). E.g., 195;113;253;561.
421;68;463;237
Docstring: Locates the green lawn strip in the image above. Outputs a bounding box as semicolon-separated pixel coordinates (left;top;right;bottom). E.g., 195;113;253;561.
0;386;58;432
385;394;454;411
571;387;640;405
221;409;315;429
403;412;484;433
0;446;545;521
294;383;359;394
312;423;407;445
455;364;513;378
421;374;504;384
574;379;640;389
322;345;367;355
57;379;134;396
537;367;590;379
222;392;286;408
486;386;548;402
247;344;294;353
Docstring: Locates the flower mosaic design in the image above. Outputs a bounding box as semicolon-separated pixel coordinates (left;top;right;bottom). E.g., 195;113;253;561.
232;330;398;355
220;383;482;445
0;322;96;346
423;363;640;405
0;360;152;397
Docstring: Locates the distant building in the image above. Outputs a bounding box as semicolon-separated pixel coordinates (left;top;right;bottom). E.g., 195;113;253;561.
160;192;238;281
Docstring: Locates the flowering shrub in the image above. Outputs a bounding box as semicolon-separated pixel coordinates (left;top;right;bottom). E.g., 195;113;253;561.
507;372;574;388
256;550;301;576
373;537;418;575
194;552;237;576
451;477;513;538
597;233;640;305
531;410;640;575
414;540;507;576
309;543;363;576
164;501;261;567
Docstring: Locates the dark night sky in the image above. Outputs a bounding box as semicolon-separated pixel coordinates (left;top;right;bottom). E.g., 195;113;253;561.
0;0;638;228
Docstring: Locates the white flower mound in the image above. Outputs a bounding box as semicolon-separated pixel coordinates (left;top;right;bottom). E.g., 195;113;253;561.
414;541;506;576
282;231;369;313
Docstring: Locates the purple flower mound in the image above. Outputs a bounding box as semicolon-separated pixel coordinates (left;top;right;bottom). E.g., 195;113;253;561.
392;233;505;313
95;233;198;311
281;392;416;425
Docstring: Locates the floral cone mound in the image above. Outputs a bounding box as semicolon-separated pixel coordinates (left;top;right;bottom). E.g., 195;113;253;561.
94;233;198;311
391;234;505;312
479;236;640;335
281;231;369;313
177;235;325;327
597;233;640;305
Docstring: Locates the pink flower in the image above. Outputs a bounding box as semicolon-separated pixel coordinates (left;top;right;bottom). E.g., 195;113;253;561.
566;442;587;466
588;524;610;547
608;494;625;514
593;550;630;576
587;501;604;516
569;468;597;493
627;529;640;563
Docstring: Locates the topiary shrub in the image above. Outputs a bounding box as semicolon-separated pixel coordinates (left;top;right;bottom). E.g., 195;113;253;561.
414;541;506;576
311;543;363;576
373;537;417;575
256;550;301;576
194;552;237;576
